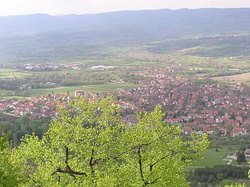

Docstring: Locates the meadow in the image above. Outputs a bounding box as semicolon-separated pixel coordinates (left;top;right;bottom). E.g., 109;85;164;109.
23;83;138;97
192;147;237;167
0;68;34;79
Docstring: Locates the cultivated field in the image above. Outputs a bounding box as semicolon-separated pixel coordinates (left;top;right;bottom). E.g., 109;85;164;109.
213;72;250;83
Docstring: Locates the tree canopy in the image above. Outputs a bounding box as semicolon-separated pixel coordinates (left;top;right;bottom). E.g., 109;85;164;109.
14;96;209;186
0;130;26;186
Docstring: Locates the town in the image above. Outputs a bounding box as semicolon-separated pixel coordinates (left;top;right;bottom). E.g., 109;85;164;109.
1;5;250;186
1;64;250;138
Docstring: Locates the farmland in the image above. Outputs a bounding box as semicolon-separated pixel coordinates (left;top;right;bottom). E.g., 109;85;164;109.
213;72;250;84
1;46;250;99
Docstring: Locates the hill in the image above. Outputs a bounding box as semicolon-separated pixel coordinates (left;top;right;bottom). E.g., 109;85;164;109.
1;8;250;37
1;8;250;64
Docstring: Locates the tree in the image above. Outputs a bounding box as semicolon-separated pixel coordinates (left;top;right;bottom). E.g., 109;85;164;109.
14;97;209;186
236;150;246;164
117;105;209;186
0;130;26;186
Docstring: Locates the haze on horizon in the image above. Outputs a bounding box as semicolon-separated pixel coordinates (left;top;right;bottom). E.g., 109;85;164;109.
1;0;250;16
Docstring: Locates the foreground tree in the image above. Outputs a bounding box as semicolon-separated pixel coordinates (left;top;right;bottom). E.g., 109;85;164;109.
0;130;26;186
115;105;209;186
14;96;209;186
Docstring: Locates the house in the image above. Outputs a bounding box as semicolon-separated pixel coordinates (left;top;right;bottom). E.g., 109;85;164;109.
219;128;227;136
244;149;250;157
231;128;247;137
182;127;192;135
75;90;84;97
243;118;250;125
203;126;213;135
236;116;243;123
206;118;215;124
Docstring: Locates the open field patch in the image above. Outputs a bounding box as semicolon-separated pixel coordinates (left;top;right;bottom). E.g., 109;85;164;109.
191;147;237;167
26;83;139;97
213;72;250;83
0;68;38;79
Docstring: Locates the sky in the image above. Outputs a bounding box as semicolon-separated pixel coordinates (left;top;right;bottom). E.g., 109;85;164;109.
0;0;250;16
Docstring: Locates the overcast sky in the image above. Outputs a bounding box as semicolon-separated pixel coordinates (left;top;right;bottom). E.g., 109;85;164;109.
0;0;250;16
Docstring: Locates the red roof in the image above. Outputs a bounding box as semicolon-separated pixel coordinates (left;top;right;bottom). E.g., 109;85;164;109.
231;128;244;133
182;127;192;132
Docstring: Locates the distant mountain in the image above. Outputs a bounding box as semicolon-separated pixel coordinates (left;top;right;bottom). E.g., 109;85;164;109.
0;8;250;38
1;8;250;64
0;14;68;34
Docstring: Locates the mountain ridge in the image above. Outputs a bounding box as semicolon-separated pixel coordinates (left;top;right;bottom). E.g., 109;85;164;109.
1;8;250;64
1;8;250;37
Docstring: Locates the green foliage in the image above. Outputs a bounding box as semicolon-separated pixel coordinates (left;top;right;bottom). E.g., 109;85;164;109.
0;116;50;146
224;184;246;187
0;130;26;186
192;147;237;167
14;97;209;186
236;150;246;164
188;165;248;186
118;105;209;186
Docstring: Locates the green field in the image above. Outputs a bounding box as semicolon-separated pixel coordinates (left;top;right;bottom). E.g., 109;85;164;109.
192;147;237;167
0;68;31;78
26;83;138;97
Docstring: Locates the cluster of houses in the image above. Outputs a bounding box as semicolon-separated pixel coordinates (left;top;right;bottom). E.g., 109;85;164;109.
0;90;84;120
116;66;250;137
16;63;115;72
17;62;85;71
1;64;250;137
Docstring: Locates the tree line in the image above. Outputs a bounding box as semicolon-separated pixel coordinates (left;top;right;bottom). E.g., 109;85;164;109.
188;165;248;187
0;115;50;146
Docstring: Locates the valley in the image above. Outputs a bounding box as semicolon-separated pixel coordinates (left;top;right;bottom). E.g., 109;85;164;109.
1;8;250;186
